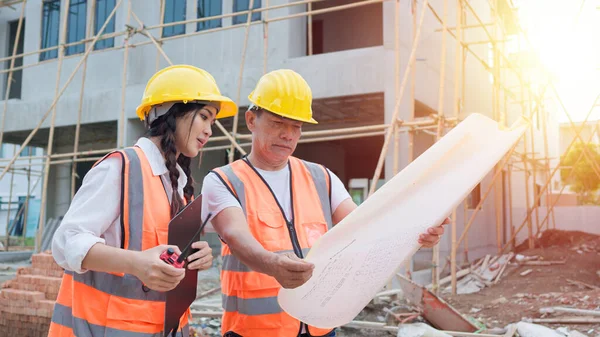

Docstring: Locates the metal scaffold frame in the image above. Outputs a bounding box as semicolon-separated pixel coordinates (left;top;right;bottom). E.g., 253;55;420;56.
0;0;598;298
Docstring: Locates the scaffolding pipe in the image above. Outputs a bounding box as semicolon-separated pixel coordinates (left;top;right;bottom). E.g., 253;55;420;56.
119;0;132;149
501;94;600;253
71;0;97;199
4;145;16;250
229;0;255;163
369;0;430;197
431;0;449;295
449;0;460;295
37;0;74;253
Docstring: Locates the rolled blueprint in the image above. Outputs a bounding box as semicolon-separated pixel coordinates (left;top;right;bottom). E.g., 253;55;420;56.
277;113;529;328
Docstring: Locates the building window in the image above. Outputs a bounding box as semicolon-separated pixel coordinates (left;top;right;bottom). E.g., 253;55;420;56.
232;0;261;25
5;19;25;99
40;0;61;61
162;0;186;37
197;0;221;31
94;0;116;50
19;146;32;157
65;0;88;55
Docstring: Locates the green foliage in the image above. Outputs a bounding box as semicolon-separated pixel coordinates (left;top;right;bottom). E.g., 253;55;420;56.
560;142;600;204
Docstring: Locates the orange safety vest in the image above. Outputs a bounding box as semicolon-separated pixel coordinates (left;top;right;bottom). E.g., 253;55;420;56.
47;146;190;337
211;156;335;337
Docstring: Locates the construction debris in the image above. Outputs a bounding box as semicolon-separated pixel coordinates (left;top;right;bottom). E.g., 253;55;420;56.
442;253;514;294
395;323;452;337
521;269;533;276
0;252;63;337
190;317;223;337
529;317;600;324
540;307;600;317
397;274;479;332
513;321;565;337
567;279;600;291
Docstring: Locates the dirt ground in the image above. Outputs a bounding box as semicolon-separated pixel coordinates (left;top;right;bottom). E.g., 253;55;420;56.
445;230;600;336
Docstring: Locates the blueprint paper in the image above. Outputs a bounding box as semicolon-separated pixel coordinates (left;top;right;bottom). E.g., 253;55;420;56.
277;113;529;328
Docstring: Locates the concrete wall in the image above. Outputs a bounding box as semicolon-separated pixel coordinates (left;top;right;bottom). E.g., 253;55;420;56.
507;206;600;246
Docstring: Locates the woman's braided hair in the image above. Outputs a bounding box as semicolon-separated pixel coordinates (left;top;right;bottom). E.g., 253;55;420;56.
146;102;205;217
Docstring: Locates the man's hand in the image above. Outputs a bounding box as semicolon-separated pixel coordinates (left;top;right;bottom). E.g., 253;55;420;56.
418;217;450;248
267;252;315;289
187;241;214;271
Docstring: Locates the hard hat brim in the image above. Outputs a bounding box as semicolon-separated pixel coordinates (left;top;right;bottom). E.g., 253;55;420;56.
136;94;238;121
202;94;238;119
263;109;319;124
248;100;318;124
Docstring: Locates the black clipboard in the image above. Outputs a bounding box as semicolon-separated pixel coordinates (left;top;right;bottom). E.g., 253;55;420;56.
163;194;208;337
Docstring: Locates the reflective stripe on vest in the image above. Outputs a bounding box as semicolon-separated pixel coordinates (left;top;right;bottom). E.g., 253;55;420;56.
48;147;189;337
212;157;335;337
51;303;189;337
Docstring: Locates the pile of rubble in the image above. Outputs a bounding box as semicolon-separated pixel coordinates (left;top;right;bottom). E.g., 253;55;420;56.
440;252;573;295
516;229;600;253
0;252;63;337
190;318;222;337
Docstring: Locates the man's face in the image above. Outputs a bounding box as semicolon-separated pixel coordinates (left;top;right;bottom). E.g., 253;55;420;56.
246;109;303;164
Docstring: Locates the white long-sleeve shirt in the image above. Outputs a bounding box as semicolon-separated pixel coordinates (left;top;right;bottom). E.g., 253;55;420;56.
51;137;187;274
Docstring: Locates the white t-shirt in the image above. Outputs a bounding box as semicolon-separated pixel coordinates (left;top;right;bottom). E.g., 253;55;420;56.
200;160;351;231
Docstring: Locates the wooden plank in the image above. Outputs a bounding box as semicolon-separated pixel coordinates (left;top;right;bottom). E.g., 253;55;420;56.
567;279;600;290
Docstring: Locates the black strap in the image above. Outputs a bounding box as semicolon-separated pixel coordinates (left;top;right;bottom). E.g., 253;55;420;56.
324;166;333;216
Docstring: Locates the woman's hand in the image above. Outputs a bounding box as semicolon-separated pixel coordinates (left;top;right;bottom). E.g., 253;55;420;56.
187;241;214;271
132;244;186;292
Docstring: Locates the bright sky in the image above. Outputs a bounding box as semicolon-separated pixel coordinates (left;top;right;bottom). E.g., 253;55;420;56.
514;0;600;123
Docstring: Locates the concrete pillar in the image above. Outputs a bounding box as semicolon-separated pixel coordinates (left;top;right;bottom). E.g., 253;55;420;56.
286;0;307;58
120;117;147;148
46;162;72;221
222;0;233;27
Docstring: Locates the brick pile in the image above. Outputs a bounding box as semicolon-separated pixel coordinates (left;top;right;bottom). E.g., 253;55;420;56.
0;252;64;337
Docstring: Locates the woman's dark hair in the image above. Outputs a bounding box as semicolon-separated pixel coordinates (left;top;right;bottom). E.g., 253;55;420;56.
146;102;205;217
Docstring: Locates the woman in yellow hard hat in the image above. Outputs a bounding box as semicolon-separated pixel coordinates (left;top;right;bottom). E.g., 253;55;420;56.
48;65;237;337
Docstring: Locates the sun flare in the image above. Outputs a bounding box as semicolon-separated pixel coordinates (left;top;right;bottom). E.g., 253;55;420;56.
514;0;600;122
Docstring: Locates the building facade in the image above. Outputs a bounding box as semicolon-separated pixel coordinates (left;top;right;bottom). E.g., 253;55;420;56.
0;0;560;276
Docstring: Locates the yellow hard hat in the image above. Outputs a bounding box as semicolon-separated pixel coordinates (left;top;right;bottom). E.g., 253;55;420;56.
136;64;238;121
248;69;317;124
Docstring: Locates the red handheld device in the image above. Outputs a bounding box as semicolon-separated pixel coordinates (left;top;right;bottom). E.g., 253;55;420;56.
159;248;186;268
159;212;212;269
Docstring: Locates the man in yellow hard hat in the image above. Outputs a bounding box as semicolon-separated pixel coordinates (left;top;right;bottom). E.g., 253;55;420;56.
202;69;448;337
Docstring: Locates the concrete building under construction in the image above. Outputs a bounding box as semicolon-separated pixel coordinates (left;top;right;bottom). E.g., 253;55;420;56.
0;0;574;279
